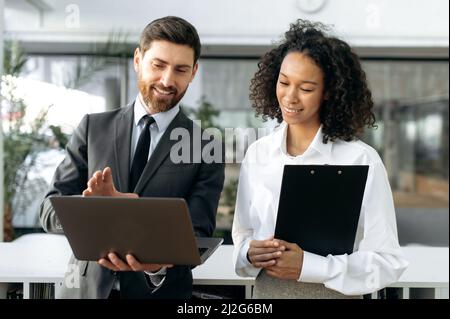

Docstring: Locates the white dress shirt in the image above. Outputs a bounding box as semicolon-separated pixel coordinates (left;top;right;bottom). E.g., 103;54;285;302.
232;123;409;296
131;94;180;164
114;95;180;291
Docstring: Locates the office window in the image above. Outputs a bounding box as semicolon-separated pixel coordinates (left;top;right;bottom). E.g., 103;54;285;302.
9;55;449;233
10;54;122;230
361;60;449;208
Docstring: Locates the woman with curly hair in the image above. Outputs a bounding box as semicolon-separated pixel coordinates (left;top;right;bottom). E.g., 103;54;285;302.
232;19;408;298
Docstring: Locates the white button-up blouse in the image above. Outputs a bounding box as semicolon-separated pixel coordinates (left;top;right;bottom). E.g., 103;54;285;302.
232;123;409;295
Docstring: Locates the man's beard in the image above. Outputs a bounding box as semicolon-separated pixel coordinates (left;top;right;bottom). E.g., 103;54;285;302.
138;75;187;113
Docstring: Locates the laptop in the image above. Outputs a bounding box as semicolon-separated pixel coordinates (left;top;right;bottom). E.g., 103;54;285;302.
275;165;369;257
49;196;223;265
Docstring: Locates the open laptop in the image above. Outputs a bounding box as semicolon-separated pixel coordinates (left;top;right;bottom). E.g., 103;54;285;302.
49;196;223;265
275;165;369;257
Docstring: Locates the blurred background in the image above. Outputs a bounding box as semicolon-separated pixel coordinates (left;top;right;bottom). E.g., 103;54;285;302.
0;0;448;252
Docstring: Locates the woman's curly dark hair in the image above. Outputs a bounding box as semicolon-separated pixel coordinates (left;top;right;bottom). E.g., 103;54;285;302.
250;19;376;143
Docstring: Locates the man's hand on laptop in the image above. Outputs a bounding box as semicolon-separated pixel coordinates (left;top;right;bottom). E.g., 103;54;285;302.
82;167;138;198
98;253;173;273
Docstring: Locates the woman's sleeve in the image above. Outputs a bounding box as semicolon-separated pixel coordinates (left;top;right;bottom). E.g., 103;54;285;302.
298;161;409;295
232;156;262;278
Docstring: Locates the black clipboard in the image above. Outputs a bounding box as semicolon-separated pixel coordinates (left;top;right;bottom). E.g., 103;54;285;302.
274;165;369;257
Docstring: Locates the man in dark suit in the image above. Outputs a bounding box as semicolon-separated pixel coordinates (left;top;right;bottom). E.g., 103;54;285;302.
39;16;225;299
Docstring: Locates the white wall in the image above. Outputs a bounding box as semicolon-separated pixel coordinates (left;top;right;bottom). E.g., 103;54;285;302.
3;0;449;56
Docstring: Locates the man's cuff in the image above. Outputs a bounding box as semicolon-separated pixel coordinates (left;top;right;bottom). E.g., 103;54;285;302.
145;267;167;276
145;267;167;288
298;251;329;283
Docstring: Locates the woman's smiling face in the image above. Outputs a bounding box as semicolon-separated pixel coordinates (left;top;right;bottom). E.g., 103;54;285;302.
276;52;326;127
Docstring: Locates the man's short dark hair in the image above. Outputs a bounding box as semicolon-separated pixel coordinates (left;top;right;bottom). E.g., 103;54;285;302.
140;16;201;64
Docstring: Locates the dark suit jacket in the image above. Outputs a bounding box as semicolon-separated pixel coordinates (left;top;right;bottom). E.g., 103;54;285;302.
39;102;225;299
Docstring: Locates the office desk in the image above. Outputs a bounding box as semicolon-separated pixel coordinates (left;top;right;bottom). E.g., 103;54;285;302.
195;245;450;299
0;234;448;299
390;246;449;299
0;234;71;299
192;245;254;298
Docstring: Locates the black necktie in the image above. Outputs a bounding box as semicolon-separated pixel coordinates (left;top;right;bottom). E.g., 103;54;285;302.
129;115;155;191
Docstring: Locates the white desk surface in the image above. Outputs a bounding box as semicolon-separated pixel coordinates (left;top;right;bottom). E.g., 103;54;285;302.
195;245;449;289
0;234;448;290
0;234;71;282
192;245;254;286
392;246;449;288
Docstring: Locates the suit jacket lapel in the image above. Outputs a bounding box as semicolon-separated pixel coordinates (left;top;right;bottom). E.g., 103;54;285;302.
134;110;190;194
114;103;134;192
